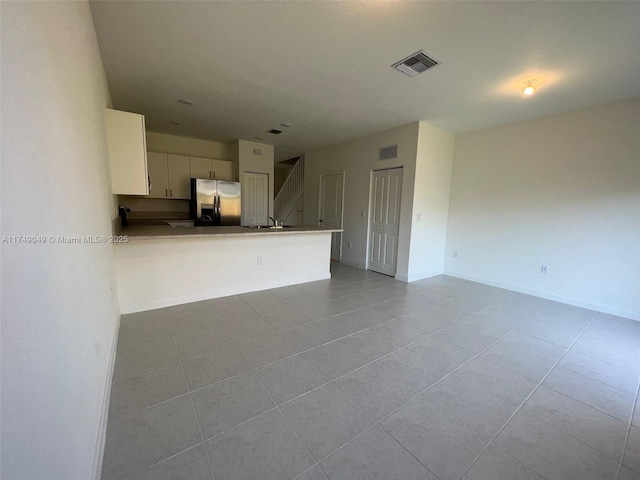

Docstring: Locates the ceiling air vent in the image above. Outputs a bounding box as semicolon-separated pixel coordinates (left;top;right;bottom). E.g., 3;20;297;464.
379;144;398;161
268;129;283;135
392;50;439;77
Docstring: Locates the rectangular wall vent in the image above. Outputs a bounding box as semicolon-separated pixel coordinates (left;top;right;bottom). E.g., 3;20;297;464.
268;129;282;135
379;144;398;161
392;50;439;77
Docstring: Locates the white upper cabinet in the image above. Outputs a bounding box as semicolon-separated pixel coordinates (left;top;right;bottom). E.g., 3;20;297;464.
212;159;233;181
146;152;190;199
105;109;149;195
190;157;233;181
189;157;212;179
167;154;191;199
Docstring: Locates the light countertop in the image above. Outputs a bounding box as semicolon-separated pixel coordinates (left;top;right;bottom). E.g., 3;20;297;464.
118;224;342;240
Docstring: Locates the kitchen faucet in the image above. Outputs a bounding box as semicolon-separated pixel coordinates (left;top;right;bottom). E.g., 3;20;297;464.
268;216;281;228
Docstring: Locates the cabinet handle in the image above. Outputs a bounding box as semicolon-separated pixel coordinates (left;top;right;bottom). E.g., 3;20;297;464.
170;189;173;197
213;171;216;179
165;188;168;197
209;170;212;179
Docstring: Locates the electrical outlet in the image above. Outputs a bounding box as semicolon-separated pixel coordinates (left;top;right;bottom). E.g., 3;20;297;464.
453;250;458;259
541;264;549;274
361;210;366;217
257;257;263;266
348;242;352;248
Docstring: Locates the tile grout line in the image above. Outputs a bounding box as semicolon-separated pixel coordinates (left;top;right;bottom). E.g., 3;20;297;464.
498;316;640;469
120;276;466;378
112;283;531;421
114;273;618;479
109;270;428;475
117;441;210;479
269;313;466;410
291;464;325;480
368;312;546;477
172;338;216;480
170;322;218;480
110;308;625;479
327;380;441;480
457;314;600;480
302;305;542;479
616;367;640;480
228;331;324;472
124;294;534;446
245;277;405;318
107;331;216;479
246;301;461;375
374;309;542;425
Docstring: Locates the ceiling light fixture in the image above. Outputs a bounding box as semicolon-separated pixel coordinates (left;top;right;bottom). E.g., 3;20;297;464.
178;99;193;105
255;136;264;141
523;79;537;96
280;123;291;128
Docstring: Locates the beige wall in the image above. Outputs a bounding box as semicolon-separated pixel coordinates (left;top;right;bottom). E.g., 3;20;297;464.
445;99;640;319
406;122;455;281
304;123;419;279
1;2;119;479
145;131;230;160
274;164;293;196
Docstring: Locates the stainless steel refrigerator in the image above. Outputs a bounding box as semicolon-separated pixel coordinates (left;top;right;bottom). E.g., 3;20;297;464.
191;178;241;226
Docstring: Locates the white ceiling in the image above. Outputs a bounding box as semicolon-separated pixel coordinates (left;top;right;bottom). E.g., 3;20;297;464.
90;1;640;161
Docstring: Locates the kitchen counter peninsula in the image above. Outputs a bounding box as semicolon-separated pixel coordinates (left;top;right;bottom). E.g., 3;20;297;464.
114;225;342;314
119;224;341;240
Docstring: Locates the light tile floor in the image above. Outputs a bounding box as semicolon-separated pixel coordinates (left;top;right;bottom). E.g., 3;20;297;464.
102;264;640;480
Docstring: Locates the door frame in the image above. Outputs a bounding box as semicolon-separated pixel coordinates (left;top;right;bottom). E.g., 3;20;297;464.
318;171;345;260
366;166;404;274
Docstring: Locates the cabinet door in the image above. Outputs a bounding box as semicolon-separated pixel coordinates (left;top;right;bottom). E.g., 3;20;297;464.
106;109;149;195
146;152;169;198
167;154;191;199
190;157;212;179
255;173;269;226
212;160;233;181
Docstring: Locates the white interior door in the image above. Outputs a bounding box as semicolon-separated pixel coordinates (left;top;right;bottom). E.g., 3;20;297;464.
368;168;403;276
254;173;269;225
319;172;344;261
242;172;269;226
243;173;256;225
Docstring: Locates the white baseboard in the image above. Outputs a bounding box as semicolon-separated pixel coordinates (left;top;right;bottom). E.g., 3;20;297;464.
338;259;366;270
120;273;331;314
396;270;443;283
444;271;640;321
93;309;121;480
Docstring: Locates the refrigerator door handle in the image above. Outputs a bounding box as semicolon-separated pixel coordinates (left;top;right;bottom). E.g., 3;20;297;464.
216;195;221;222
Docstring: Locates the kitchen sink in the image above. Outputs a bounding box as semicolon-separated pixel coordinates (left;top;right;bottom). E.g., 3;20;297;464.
244;225;291;229
167;221;195;228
